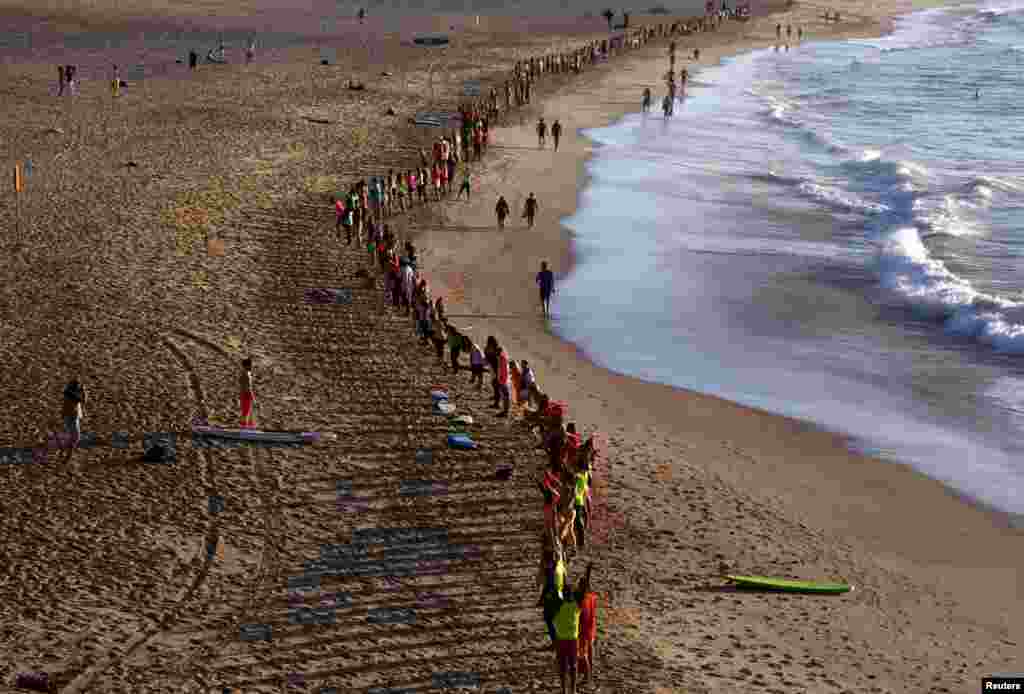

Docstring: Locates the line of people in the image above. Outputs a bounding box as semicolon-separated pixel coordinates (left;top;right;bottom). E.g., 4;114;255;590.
322;20;704;692
531;396;603;694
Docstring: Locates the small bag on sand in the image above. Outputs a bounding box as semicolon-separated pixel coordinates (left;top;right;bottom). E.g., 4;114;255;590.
15;671;52;692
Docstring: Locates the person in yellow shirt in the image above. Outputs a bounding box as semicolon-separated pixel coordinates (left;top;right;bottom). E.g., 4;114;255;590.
552;576;585;694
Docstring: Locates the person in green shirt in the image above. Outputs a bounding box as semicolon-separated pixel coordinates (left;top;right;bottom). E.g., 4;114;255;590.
537;545;566;649
573;458;590;549
456;165;471;200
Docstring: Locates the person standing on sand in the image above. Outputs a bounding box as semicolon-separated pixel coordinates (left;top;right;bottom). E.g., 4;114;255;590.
496;195;510;229
57;65;65;96
457;164;472;200
189;50;198;70
576;564;599;685
523;193;539;228
537;261;555;316
553;574;583;694
552;119;563;151
332;195;345;240
239;357;256;428
246;38;255;64
496;346;512;417
111;65;120;97
537;117;547;148
59;380;87;464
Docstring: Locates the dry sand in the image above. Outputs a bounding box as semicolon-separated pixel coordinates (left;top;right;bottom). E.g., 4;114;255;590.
0;0;1020;692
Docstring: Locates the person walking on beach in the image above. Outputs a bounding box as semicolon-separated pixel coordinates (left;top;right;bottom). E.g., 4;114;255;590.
537;117;547;148
523;193;539;228
642;87;651;112
57;65;65;96
59;380;87;464
189;50;198;70
111;64;120;97
662;93;672;118
576;564;599;685
65;64;76;95
246;38;255;64
552;119;563;151
239;357;256;428
496;195;510;229
537;261;555;316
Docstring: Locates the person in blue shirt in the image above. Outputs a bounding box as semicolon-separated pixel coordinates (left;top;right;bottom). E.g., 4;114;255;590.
536;261;555;316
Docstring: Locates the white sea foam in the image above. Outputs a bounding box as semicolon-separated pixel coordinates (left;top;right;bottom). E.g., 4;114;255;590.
798;181;890;214
879;227;1024;351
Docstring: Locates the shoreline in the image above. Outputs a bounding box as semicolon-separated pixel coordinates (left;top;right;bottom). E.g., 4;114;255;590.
424;1;1024;688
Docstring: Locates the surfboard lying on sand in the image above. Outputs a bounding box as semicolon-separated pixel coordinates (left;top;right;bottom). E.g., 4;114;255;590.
192;425;336;444
726;575;852;594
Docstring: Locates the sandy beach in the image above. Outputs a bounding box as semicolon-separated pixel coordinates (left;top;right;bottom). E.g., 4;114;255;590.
0;0;1021;692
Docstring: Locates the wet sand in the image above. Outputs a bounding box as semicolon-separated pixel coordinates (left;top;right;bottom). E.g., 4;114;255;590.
0;0;1020;692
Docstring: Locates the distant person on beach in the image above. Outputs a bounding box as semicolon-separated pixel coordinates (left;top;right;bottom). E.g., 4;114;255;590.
446;325;463;372
457;164;471;200
552;119;563;151
239;357;255;428
642;87;652;112
332;195;345;240
358;7;366;23
553;576;584;694
798;26;803;40
66;64;76;95
537;117;547;148
59;380;87;464
496;346;512;417
495;195;510;229
776;23;782;39
537;261;555;316
57;65;65;96
246;38;255;64
576;564;599;685
469;341;485;389
662;94;672;118
189;50;198;70
111;64;120;97
523;193;539;228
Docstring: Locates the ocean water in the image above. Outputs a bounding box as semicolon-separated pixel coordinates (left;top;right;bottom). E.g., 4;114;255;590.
557;1;1024;517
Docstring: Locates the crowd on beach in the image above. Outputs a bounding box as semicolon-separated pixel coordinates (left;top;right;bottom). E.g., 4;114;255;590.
44;13;743;694
326;15;751;694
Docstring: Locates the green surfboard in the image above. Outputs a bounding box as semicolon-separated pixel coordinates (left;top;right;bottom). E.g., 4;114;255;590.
726;575;852;594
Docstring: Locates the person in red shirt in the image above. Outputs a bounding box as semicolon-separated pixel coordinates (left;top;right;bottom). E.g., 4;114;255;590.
577;563;598;684
332;196;345;240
